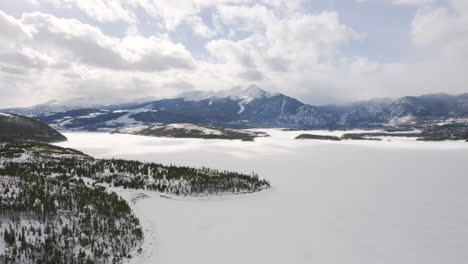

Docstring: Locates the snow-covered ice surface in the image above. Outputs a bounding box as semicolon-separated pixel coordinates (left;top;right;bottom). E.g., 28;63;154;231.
55;130;468;264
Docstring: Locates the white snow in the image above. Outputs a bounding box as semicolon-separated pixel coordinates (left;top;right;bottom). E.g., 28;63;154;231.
115;123;227;136
104;113;142;126
389;114;416;125
104;104;157;127
179;85;277;103
237;102;245;114
161;123;223;135
117;125;151;134
436;117;468;126
79;112;108;119
280;96;286;115
55;131;468;264
178;84;278;115
0;112;12;117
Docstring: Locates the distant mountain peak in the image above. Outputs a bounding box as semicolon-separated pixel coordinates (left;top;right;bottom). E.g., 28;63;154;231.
242;84;273;101
178;85;276;102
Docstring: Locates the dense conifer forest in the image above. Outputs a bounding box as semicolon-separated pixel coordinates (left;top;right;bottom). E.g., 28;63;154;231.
0;113;67;143
0;141;269;263
0;174;143;263
0;142;270;196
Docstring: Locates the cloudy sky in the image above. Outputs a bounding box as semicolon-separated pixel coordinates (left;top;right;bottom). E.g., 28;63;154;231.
0;0;467;108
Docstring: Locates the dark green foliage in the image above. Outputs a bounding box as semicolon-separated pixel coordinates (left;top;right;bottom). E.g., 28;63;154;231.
295;134;341;141
0;141;269;196
416;123;468;141
342;132;421;138
340;133;383;141
0;113;67;143
0;140;269;263
0;175;142;263
340;129;468;141
5;158;268;195
0;158;269;196
0;141;89;159
417;130;468;141
135;124;264;141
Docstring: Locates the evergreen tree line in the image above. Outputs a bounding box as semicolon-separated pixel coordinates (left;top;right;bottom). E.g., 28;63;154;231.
0;141;270;263
0;175;143;263
0;142;270;196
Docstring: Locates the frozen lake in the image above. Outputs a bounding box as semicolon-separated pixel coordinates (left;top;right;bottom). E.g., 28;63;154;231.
55;130;468;264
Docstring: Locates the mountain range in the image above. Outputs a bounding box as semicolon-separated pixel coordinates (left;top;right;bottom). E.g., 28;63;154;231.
2;85;468;131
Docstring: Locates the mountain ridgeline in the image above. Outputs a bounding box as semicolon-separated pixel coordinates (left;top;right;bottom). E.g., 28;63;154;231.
0;113;66;142
3;86;468;131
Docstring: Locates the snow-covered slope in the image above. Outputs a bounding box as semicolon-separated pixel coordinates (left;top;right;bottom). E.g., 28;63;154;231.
0;112;67;142
178;85;276;103
337;99;392;127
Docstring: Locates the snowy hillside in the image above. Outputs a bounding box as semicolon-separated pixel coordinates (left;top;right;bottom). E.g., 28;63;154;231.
178;84;276;102
0;112;67;142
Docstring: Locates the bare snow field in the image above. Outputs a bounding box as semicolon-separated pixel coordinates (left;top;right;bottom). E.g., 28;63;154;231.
55;130;468;264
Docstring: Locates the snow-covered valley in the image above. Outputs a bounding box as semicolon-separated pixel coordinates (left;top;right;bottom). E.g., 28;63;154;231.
55;130;468;264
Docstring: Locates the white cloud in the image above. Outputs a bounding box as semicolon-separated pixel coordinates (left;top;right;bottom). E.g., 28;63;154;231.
44;0;136;23
38;0;304;38
355;0;434;6
348;57;382;74
210;7;361;64
392;0;434;5
0;10;198;107
0;11;30;48
411;0;468;59
1;0;467;108
185;16;217;38
0;11;195;72
205;6;361;98
266;12;362;65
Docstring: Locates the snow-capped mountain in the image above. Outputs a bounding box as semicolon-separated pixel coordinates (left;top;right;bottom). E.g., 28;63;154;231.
152;85;329;128
1;97;158;116
178;85;276;103
28;85;330;130
3;86;468;131
179;85;277;115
